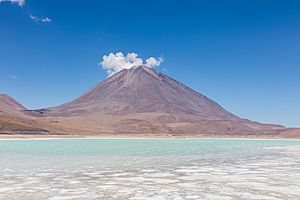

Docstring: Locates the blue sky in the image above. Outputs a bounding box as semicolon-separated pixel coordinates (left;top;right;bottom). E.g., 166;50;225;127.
0;0;299;127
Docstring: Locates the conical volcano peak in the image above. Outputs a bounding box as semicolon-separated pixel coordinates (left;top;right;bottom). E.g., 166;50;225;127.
129;65;148;70
120;65;159;75
45;64;237;120
3;64;286;136
105;65;156;79
103;65;161;84
129;65;161;78
26;63;286;136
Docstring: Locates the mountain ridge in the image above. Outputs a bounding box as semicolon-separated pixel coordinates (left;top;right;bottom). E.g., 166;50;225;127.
0;94;49;134
0;66;296;137
0;94;26;114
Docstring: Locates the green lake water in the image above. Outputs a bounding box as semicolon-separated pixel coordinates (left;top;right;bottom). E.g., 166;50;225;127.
0;138;299;199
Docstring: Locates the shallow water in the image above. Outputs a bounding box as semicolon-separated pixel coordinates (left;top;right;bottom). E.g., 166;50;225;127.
0;138;299;199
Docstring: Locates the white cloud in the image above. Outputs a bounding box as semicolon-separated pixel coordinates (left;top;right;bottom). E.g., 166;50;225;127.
29;14;52;23
0;0;24;6
146;57;163;68
29;14;37;21
41;17;51;23
100;52;163;76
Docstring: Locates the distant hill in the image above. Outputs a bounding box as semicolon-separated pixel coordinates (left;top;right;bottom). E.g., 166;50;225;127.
0;94;25;115
0;94;48;134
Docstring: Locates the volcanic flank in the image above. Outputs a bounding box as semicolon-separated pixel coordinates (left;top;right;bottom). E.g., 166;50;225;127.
0;94;48;134
1;66;298;137
46;66;238;118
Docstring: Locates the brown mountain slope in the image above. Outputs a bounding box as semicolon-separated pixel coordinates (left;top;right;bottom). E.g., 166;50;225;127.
0;94;48;134
27;66;286;137
2;67;296;137
280;128;300;139
0;94;25;115
45;66;238;119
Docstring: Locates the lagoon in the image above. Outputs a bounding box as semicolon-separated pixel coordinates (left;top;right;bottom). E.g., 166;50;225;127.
0;138;299;199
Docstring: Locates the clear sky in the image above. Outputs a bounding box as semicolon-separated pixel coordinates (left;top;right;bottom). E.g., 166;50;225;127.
0;0;299;127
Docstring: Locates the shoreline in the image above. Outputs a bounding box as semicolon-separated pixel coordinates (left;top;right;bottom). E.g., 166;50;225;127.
0;134;299;140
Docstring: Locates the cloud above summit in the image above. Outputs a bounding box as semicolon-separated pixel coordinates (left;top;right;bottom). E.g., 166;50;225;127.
100;52;163;76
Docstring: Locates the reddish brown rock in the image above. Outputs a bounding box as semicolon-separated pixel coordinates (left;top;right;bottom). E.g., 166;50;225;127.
0;66;297;138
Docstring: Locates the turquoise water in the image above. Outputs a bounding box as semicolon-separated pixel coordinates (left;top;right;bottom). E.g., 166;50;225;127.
1;138;299;156
0;138;299;199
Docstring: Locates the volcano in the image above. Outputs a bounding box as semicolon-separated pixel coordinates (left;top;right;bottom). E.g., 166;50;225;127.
46;66;237;118
1;66;297;137
18;65;284;136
